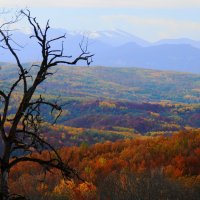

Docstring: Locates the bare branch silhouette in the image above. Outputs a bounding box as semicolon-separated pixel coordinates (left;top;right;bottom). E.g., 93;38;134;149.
0;9;93;199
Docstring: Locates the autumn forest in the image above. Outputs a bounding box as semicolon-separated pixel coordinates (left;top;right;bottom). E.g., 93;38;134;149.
0;9;200;200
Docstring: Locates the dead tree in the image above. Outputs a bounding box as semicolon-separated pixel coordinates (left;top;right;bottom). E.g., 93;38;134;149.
0;9;93;200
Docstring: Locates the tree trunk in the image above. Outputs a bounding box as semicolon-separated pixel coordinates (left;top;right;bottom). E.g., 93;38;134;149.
0;169;9;200
1;142;11;200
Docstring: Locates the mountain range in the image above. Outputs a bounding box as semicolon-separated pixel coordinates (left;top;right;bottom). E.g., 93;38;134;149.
0;29;200;73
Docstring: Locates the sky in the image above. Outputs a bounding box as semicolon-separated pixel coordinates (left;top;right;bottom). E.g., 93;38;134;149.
1;0;200;42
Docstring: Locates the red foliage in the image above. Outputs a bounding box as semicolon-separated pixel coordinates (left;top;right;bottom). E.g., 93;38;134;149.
9;130;200;198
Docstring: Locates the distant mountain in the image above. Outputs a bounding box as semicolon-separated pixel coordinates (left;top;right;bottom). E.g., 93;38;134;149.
85;29;150;47
154;38;200;49
92;43;200;73
0;29;200;73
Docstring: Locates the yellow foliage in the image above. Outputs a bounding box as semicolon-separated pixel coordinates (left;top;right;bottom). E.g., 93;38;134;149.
53;179;96;200
149;112;160;118
98;157;106;166
61;132;66;140
99;101;116;109
53;180;75;199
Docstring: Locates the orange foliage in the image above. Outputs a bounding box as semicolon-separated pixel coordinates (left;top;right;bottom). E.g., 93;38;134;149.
9;130;200;199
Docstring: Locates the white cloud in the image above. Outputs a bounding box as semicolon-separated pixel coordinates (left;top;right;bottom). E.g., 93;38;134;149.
1;0;200;41
1;0;200;8
101;15;200;41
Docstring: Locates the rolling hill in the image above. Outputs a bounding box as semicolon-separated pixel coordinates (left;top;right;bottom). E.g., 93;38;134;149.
1;65;200;103
1;64;200;138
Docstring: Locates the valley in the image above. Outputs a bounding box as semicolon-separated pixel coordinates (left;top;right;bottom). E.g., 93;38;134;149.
1;64;200;199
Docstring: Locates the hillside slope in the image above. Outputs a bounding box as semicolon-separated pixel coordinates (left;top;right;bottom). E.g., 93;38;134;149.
1;65;200;103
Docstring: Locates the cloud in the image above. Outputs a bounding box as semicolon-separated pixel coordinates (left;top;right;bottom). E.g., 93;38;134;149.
1;0;200;8
101;15;200;41
104;15;200;28
1;0;199;41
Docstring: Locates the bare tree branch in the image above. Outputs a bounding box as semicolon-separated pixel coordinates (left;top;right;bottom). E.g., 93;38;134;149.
0;9;93;199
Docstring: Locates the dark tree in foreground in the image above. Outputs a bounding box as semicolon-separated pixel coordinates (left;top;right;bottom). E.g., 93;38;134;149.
0;9;93;200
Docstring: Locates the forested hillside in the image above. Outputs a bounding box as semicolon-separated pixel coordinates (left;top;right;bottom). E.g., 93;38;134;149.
1;64;200;103
9;130;200;200
1;64;200;199
0;4;200;199
1;64;200;145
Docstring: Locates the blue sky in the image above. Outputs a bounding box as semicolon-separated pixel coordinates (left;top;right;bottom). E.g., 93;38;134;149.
1;0;200;42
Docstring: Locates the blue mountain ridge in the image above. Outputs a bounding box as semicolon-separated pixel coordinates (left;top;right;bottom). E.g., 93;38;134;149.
0;29;200;73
